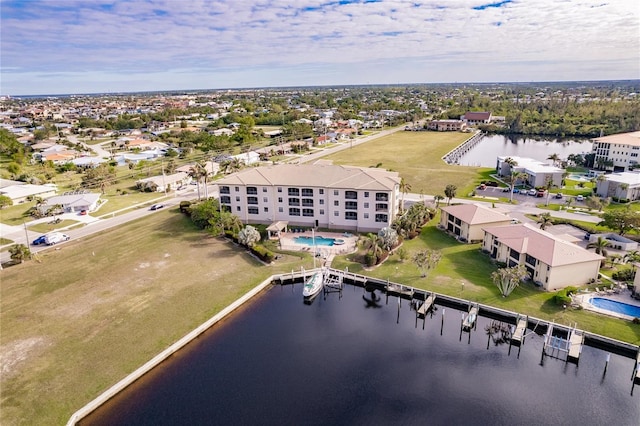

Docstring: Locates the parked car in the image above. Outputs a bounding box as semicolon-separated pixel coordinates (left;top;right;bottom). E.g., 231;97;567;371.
478;184;486;190
576;195;584;201
44;232;70;245
512;188;520;194
555;193;563;199
528;189;537;196
150;204;164;211
536;191;545;197
502;187;510;192
32;235;47;245
79;209;87;215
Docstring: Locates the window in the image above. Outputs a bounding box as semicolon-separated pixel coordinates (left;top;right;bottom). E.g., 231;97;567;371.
375;214;388;222
236;206;241;211
525;254;536;266
375;203;387;212
375;193;388;201
263;197;268;202
319;199;324;205
345;190;357;200
345;211;357;220
277;187;282;193
288;198;300;206
288;188;300;196
303;208;314;217
264;207;269;212
248;206;259;214
220;186;230;194
364;202;369;208
364;213;369;219
278;197;283;203
278;207;283;213
364;192;369;198
319;189;324;195
302;199;314;207
302;188;313;197
509;248;520;261
236;196;240;202
319;209;324;215
263;187;267;192
247;196;258;205
246;186;257;195
289;207;300;216
345;201;358;210
334;200;339;206
334;211;339;216
220;196;231;204
334;190;339;196
235;186;239;192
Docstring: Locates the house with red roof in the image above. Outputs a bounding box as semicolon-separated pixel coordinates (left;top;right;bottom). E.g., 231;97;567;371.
461;111;492;125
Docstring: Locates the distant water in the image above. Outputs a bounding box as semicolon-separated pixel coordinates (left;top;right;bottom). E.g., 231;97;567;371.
458;134;593;167
82;285;639;426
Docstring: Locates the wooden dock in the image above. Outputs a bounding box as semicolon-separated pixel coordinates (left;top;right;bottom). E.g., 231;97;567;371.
417;293;435;318
567;329;584;364
508;315;528;357
385;282;414;304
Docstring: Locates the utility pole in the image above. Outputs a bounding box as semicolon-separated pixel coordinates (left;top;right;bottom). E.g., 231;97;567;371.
23;220;32;259
161;160;167;195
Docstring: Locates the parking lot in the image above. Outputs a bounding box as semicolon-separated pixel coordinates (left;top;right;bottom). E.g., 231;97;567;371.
477;185;586;206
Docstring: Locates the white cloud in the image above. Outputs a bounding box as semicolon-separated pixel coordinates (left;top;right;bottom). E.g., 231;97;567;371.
1;0;638;94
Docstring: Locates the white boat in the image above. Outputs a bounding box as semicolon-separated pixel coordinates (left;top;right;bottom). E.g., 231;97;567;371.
303;270;324;298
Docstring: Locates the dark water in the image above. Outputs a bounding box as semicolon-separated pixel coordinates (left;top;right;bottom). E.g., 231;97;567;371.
83;285;639;426
459;134;593;167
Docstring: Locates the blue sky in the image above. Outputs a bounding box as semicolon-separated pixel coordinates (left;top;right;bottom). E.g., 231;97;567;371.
1;0;638;95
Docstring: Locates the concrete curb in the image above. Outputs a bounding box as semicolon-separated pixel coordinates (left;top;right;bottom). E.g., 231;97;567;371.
66;277;274;425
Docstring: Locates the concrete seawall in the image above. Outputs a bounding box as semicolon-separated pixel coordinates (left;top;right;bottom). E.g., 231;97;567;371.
66;277;274;425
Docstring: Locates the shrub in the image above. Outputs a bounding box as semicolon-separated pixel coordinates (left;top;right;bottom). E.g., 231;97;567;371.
364;253;376;267
632;317;640;324
251;244;274;263
612;268;636;282
179;201;191;214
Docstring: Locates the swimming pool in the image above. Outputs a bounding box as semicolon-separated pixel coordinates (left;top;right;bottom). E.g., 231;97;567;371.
293;235;344;247
567;174;591;182
589;297;640;318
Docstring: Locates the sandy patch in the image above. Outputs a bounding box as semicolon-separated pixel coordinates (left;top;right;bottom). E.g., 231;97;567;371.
0;337;49;380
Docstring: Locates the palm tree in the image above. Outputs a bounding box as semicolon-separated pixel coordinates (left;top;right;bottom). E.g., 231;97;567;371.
434;194;444;208
444;184;457;205
507;171;528;203
399;178;411;213
617;183;629;201
587;236;611;257
543;175;556;206
537;213;553;230
363;233;383;259
547;153;560;167
188;163;207;201
9;244;30;263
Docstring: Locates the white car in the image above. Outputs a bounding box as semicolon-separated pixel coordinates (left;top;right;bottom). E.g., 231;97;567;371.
576;195;584;201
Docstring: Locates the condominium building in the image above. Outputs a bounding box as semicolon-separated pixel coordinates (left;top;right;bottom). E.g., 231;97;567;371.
482;223;603;291
496;156;563;188
215;164;401;232
594;171;640;201
591;131;640;171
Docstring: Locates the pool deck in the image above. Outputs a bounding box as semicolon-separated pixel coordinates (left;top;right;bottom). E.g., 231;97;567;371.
278;230;359;256
576;288;640;320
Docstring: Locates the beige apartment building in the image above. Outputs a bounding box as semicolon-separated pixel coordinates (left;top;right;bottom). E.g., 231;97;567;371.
482;223;603;291
215;164;401;232
440;203;512;243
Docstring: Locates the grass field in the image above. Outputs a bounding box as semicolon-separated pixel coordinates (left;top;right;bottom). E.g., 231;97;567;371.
0;210;314;425
324;131;491;197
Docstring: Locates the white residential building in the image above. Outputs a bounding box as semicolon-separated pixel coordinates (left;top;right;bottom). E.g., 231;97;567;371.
595;171;640;201
591;131;640;171
496;156;564;188
215;164;401;232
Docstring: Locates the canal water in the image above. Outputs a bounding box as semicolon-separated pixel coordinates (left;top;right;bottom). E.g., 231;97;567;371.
82;284;639;426
458;134;593;167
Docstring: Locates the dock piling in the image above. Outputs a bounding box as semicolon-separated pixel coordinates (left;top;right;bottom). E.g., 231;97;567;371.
440;309;445;336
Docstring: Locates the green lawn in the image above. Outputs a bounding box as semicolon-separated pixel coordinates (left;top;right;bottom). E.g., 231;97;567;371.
324;131;490;197
28;219;79;234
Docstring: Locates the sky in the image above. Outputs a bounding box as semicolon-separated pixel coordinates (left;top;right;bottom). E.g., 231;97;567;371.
1;0;639;96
